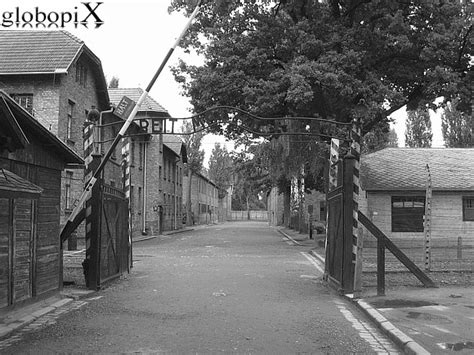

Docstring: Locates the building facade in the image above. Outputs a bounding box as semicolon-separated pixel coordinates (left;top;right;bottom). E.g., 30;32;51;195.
183;172;219;225
360;148;474;243
162;135;187;232
0;90;83;309
0;30;110;248
108;89;188;235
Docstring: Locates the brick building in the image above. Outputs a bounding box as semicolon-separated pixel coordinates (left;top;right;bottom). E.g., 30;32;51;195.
0;90;83;308
108;89;187;235
0;30;110;247
360;148;474;242
183;172;219;225
162;135;187;231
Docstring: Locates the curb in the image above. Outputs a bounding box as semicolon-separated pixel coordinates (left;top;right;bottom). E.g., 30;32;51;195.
0;297;74;340
277;228;303;246
279;228;429;355
349;298;430;355
133;228;196;243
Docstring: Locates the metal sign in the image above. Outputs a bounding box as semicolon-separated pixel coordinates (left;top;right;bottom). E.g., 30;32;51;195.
114;96;136;120
136;118;163;134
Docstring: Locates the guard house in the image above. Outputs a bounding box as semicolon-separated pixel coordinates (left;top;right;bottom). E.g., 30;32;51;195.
0;90;83;309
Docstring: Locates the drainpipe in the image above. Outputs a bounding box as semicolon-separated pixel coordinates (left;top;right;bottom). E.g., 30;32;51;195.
142;141;147;235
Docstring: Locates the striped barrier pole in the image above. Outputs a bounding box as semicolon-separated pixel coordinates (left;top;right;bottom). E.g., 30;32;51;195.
350;119;362;295
83;121;99;288
329;138;340;191
122;140;132;270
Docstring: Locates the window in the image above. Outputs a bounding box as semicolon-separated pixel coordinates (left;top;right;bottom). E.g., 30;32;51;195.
75;62;87;87
463;197;474;221
11;93;33;115
67;100;75;140
391;196;425;232
163;159;167;180
130;141;135;166
138;142;143;169
65;171;73;210
138;187;142;214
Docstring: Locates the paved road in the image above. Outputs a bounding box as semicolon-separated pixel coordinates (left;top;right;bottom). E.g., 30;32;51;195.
3;222;400;354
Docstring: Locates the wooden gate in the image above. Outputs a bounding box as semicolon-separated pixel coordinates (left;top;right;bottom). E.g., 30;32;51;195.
325;156;358;293
84;180;130;290
325;183;344;289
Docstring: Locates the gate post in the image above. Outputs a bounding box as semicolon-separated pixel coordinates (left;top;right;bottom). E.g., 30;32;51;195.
84;154;102;290
342;153;356;293
121;140;132;271
350;119;362;295
83;122;102;290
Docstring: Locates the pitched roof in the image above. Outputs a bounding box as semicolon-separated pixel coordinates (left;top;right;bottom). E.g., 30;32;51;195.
0;30;109;108
0;168;43;199
108;88;169;114
0;30;84;74
360;148;474;192
163;134;187;163
0;90;83;166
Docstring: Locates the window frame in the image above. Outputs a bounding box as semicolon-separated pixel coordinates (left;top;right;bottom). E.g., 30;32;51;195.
67;100;75;140
462;196;474;221
391;195;426;232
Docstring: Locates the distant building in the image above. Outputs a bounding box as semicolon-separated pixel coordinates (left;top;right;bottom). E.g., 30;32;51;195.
360;148;474;242
0;90;83;309
0;30;110;248
183;172;219;225
162;135;187;231
108;89;187;235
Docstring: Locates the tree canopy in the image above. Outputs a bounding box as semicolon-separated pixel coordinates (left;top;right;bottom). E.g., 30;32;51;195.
441;99;473;147
181;121;205;175
405;108;433;147
171;0;472;138
208;143;234;198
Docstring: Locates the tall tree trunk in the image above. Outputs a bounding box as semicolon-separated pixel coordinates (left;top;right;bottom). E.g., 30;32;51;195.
186;172;193;226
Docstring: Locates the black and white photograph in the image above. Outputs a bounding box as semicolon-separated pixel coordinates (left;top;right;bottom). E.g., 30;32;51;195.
0;0;472;353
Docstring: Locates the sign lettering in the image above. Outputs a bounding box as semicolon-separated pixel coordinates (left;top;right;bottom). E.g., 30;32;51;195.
114;96;136;120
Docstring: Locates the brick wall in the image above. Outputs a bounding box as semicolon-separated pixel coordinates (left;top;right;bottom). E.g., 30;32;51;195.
0;56;108;243
363;191;474;242
183;173;218;225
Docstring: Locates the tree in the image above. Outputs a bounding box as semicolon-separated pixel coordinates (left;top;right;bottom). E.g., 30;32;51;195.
231;144;271;214
182;121;205;225
208;143;233;198
405;108;432;148
442;99;473;147
171;0;472;136
362;125;398;154
108;76;120;88
171;0;472;222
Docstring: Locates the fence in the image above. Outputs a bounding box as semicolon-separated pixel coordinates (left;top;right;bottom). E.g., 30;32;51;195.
361;235;474;273
228;210;268;221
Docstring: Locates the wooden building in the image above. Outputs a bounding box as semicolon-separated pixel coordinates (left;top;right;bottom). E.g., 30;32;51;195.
0;90;83;309
0;30;110;249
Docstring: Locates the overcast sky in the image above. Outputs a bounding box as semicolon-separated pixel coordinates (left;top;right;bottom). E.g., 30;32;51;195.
3;0;443;156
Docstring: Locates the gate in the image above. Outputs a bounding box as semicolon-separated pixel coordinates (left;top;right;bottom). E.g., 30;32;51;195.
325;181;344;288
84;179;130;290
324;157;357;293
99;184;130;283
